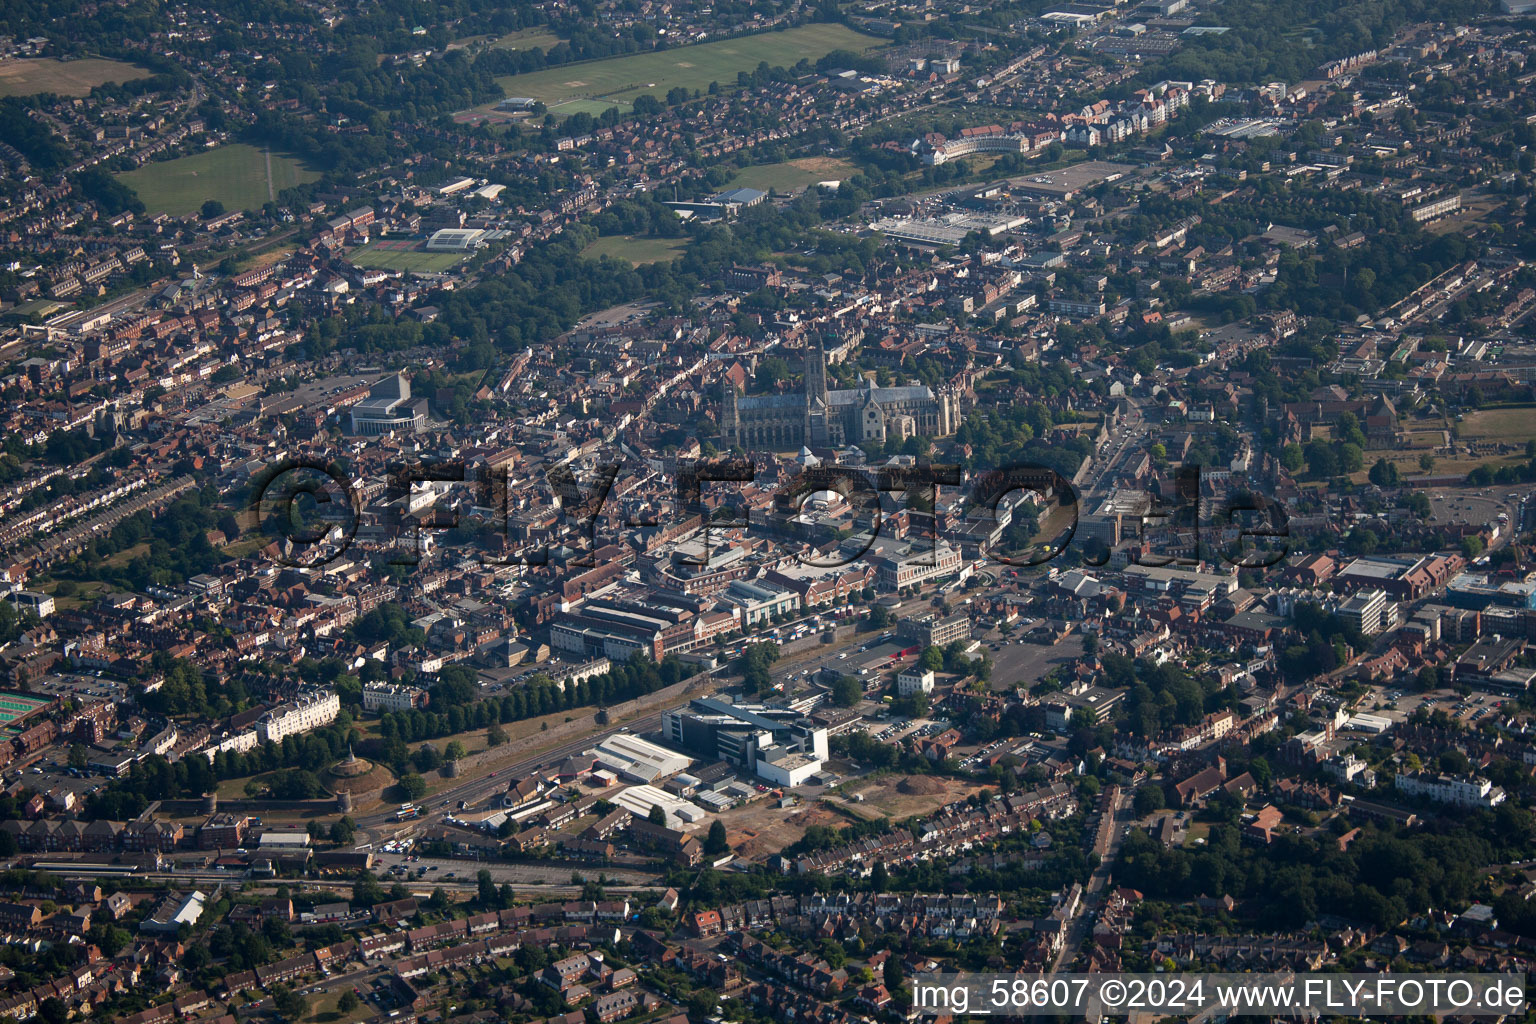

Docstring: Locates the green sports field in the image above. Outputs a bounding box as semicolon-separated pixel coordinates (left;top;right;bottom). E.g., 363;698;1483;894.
116;143;320;217
491;29;565;51
490;24;883;116
729;156;859;192
0;57;150;98
581;235;687;266
346;241;467;274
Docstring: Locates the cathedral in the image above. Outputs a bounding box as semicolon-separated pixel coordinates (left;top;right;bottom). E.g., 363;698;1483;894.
723;340;960;450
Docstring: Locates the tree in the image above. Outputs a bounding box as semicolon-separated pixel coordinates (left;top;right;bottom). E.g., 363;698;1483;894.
330;817;356;846
705;819;728;855
830;674;861;707
444;740;467;762
37;999;68;1024
353;870;386;907
487;722;507;746
1462;535;1485;560
272;987;304;1020
687;990;718;1021
648;804;667;826
68;744;89;770
1133;783;1165;816
200;199;226;220
1304;441;1339;478
735;641;780;695
906;690;931;719
883;954;904;991
1368;458;1399;487
338;991;360;1013
1440;749;1472;775
1419;453;1436;474
919;645;944;672
399;774;428;802
866;604;891;629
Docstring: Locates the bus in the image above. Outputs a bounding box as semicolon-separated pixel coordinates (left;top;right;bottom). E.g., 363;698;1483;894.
395;804;420;822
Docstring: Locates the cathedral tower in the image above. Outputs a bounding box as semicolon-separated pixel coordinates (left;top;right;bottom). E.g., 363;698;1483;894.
804;335;831;446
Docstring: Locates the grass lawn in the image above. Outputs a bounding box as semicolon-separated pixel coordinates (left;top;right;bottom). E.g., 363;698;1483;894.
103;541;150;568
236;244;299;274
221;537;268;559
1460;405;1536;443
117;143;319;217
490;29;565;52
728;156;859;192
582;234;686;266
345;241;467;274
1341;404;1536;482
40;579;109;612
0;57;150;97
487;24;882;114
305;989;371;1024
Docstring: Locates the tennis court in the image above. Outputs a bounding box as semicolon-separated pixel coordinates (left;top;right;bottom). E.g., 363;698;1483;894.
0;693;52;725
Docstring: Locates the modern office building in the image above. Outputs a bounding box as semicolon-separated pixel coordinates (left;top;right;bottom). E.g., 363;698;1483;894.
663;697;829;784
349;374;428;436
1337;588;1395;636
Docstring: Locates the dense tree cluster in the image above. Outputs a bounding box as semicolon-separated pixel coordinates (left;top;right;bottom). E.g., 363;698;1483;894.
1116;805;1530;929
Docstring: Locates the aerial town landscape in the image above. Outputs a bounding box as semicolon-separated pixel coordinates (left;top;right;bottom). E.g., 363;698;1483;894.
2;0;1536;1019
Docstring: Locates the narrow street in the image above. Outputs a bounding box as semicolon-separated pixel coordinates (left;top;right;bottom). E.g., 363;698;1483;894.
1051;787;1129;974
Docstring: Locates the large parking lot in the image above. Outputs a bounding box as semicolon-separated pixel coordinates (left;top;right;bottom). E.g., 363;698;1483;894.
1361;685;1516;728
1425;488;1525;533
982;629;1087;690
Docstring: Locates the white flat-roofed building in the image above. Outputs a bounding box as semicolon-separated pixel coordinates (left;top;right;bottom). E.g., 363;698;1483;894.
362;682;428;712
897;667;935;696
1395;771;1505;808
876;543;963;590
590;734;692;784
1338;588;1394;636
436;177;477;196
722;578;799;627
756;747;822;787
4;590;54;618
609;784;708;827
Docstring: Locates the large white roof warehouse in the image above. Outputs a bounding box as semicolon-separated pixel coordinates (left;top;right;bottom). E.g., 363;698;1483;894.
589;734;692;784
